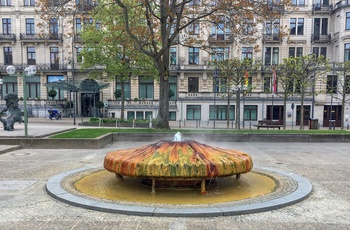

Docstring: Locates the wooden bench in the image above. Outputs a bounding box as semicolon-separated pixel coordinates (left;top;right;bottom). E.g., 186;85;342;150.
254;120;283;130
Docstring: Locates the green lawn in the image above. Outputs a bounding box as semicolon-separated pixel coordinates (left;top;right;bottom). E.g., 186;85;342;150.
50;128;350;139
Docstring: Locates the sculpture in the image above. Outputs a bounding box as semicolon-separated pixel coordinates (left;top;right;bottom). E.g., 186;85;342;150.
0;93;24;131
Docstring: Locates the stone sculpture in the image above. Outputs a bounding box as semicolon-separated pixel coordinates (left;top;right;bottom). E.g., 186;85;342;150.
0;93;24;131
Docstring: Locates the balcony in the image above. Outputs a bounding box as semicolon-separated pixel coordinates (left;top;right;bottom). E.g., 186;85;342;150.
0;34;16;42
333;1;350;11
209;34;233;44
312;4;332;14
311;33;331;43
20;33;63;43
0;63;66;73
263;34;282;43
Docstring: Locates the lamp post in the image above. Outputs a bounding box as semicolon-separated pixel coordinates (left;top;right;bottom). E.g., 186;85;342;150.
6;65;37;136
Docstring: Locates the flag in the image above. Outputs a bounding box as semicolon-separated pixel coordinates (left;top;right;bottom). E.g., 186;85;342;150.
245;69;249;87
272;66;277;93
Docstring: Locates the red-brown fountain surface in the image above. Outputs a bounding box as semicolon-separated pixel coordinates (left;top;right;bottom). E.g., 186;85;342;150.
104;140;253;178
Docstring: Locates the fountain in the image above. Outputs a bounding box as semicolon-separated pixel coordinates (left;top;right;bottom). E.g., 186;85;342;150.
46;133;313;217
104;132;253;194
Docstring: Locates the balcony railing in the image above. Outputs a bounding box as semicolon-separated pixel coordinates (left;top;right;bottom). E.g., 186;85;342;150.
311;33;331;43
0;63;65;72
263;34;282;43
313;3;332;13
209;34;233;43
20;33;63;42
0;34;16;41
332;1;350;11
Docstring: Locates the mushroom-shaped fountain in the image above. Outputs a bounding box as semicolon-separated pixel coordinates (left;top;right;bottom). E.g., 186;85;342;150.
104;132;253;193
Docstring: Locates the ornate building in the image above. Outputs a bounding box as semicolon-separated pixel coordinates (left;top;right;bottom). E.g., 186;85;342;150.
1;0;350;128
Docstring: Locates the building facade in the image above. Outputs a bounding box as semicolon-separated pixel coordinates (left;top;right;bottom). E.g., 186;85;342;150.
1;0;350;128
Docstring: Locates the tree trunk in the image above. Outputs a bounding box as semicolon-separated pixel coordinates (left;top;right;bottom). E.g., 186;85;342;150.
283;96;287;130
226;92;230;129
154;52;170;129
341;93;346;129
120;80;125;120
300;93;304;130
235;90;240;129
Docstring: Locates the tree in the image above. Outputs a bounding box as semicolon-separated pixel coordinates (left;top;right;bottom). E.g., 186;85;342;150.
286;55;328;129
332;61;350;129
48;89;57;100
79;3;156;120
276;61;299;129
36;0;290;129
215;58;258;129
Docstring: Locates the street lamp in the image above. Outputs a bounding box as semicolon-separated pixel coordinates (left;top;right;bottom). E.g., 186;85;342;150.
6;65;37;136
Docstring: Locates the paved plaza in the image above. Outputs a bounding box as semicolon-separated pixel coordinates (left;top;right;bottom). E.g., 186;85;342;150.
0;118;349;229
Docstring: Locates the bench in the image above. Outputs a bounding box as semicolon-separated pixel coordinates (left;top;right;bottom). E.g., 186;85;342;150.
254;120;283;130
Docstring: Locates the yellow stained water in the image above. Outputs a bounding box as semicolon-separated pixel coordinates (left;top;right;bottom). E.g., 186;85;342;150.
74;170;276;205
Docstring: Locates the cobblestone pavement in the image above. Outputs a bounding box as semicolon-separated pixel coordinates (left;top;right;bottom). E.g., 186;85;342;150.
0;119;349;229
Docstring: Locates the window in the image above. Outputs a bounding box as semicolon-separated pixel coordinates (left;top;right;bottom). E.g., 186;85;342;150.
345;44;350;62
312;47;327;58
169;111;176;121
50;47;59;70
26;18;35;35
170;47;177;65
292;0;305;5
145;111;152;119
211;16;230;40
314;18;328;41
136;111;143;119
76;19;82;32
244;105;258;121
243;18;254;35
169;75;177;100
327;75;337;94
241;47;253;60
26;76;40;99
345;76;350;94
0;0;11;6
76;47;82;62
2;76;17;97
347;12;350;30
116;80;131;100
186;105;201;120
211;47;230;61
292;0;305;6
265;19;280;38
95;20;101;30
188;77;198;93
290;18;304;35
189;23;199;35
213;77;227;93
263;75;271;92
189;0;200;6
188;47;199;64
4;47;12;65
2;19;11;35
49;18;58;35
209;105;234;120
84;18;93;26
264;47;279;65
27;47;36;65
47;75;65;100
289;47;303;57
127;111;135;119
139;76;154;100
24;0;35;6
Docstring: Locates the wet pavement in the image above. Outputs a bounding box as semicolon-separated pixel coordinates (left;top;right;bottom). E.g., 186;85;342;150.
0;118;349;229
